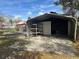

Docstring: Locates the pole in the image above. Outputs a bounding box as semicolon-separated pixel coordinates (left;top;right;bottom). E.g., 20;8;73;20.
74;18;77;41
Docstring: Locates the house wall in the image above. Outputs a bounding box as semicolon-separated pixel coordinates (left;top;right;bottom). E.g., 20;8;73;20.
17;25;26;32
42;21;51;35
19;26;24;32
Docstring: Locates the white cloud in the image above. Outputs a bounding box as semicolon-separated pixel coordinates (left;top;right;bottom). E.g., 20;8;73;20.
14;15;22;19
27;11;32;15
38;12;45;15
40;4;54;9
38;4;54;13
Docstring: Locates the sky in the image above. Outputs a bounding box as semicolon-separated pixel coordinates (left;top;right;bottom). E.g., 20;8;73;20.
0;0;63;20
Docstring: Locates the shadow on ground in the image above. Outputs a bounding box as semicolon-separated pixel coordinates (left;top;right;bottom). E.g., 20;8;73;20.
0;34;79;59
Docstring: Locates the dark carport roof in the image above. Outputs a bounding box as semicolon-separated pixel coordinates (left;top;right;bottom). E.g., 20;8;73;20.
27;13;76;23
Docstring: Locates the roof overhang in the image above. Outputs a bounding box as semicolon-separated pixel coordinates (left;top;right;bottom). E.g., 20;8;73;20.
28;13;76;24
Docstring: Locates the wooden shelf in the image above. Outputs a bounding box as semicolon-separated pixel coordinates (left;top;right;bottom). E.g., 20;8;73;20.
30;23;43;35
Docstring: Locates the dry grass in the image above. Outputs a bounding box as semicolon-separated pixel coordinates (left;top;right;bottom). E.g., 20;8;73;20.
73;40;79;56
0;49;79;59
73;41;79;50
9;51;79;59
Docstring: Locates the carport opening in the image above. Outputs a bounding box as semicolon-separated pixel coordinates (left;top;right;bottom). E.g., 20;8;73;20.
51;19;68;37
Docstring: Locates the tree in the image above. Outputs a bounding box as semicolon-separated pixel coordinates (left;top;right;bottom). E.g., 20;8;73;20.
0;16;5;24
14;17;22;23
54;0;79;17
9;19;13;25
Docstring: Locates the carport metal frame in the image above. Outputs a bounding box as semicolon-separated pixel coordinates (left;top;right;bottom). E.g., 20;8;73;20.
74;17;77;41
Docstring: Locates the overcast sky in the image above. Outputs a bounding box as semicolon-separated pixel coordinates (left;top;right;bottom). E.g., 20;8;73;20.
0;0;63;20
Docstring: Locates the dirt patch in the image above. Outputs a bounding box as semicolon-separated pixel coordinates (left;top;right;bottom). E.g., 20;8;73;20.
9;36;77;56
0;34;79;59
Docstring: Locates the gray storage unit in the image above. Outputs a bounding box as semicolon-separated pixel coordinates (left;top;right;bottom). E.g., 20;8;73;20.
27;13;77;41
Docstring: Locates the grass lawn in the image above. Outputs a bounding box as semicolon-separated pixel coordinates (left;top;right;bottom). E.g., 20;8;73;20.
0;28;17;35
0;39;16;47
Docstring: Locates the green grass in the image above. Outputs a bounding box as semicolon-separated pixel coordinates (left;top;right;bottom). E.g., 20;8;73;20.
0;30;6;34
5;28;17;33
0;29;17;46
0;29;17;34
0;39;16;47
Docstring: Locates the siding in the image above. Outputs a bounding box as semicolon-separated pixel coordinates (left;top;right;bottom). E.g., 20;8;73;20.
42;21;51;35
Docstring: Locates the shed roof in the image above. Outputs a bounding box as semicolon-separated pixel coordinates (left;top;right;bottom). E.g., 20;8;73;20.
16;21;26;25
28;13;76;23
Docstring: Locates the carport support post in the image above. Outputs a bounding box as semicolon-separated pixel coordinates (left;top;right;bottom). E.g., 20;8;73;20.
74;18;77;41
